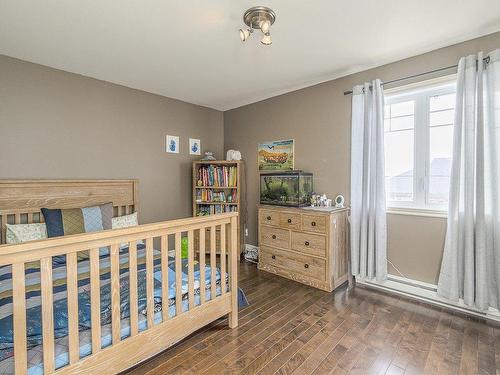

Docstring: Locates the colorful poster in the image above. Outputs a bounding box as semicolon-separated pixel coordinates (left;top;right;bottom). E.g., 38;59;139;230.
258;139;295;171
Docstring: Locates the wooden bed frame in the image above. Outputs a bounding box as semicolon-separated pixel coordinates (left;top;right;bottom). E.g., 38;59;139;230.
0;180;239;375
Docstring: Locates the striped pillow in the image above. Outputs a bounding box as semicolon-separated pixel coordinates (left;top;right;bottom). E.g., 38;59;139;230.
41;203;113;238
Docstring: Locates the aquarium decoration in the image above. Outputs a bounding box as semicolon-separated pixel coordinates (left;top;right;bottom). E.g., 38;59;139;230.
258;139;295;171
260;171;313;207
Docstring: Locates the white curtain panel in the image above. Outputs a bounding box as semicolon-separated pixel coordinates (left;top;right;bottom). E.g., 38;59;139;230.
350;79;387;281
438;50;500;311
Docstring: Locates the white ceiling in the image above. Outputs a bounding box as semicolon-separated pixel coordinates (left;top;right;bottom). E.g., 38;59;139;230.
1;1;500;111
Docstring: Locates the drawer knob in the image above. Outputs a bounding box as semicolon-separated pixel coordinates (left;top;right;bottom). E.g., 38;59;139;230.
311;221;316;227
304;241;310;246
272;235;277;239
304;263;309;269
267;216;272;220
271;255;276;259
287;218;292;223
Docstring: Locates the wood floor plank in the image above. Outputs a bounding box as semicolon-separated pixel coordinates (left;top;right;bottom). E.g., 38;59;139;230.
437;315;466;374
458;325;479;375
239;297;335;374
258;294;360;375
200;290;326;374
276;294;372;375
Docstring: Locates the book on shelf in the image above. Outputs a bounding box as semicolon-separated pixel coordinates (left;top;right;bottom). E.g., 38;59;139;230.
195;189;237;204
197;204;238;216
196;165;237;187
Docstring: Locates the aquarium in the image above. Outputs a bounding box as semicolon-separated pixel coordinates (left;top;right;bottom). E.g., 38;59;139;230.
260;171;313;207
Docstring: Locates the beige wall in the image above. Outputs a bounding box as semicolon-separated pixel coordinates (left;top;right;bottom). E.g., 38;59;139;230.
0;55;224;225
224;31;500;285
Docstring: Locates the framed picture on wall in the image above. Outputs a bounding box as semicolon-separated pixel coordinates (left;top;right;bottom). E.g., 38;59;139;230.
166;135;179;153
258;139;295;171
189;138;201;155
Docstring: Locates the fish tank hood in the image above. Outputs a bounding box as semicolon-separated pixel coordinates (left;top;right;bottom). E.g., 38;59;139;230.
260;170;313;207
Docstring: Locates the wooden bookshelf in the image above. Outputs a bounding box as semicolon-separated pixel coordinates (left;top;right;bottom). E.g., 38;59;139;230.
192;160;245;254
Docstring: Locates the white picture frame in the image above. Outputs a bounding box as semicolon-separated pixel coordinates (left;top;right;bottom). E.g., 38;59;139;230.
189;138;201;155
166;135;179;153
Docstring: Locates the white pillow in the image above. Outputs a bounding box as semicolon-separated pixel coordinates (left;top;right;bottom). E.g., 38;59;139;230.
112;212;141;249
112;212;139;229
6;223;48;244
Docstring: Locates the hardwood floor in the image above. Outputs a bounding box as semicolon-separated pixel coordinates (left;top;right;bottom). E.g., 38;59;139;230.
125;261;500;375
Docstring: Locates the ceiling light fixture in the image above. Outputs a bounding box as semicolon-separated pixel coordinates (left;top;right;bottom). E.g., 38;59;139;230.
238;6;276;46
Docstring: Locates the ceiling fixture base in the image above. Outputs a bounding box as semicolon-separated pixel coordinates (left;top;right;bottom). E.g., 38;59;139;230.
243;6;276;29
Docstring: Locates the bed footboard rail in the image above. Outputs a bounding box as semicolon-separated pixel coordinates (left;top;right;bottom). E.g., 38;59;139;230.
0;212;239;375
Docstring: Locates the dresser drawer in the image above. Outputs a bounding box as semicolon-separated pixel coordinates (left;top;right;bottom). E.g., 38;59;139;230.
260;226;290;249
279;212;301;230
260;246;326;281
259;209;279;226
291;231;326;258
302;214;327;234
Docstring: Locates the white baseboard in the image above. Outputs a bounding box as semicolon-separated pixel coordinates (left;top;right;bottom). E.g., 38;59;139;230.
356;274;500;323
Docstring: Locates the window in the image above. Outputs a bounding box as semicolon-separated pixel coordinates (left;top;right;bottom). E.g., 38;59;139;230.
384;78;456;211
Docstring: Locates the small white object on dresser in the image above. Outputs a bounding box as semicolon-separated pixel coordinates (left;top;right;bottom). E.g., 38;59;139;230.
258;205;349;292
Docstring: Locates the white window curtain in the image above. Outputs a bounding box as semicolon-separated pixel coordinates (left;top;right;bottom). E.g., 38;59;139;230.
350;79;387;281
437;49;500;311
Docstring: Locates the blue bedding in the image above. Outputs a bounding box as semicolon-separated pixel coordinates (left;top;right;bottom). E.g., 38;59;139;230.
0;244;247;374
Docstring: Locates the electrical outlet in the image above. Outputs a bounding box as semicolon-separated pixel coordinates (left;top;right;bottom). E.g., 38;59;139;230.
245;228;249;237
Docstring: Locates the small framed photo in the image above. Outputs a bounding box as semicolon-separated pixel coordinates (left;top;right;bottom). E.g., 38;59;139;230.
166;135;179;153
189;138;201;155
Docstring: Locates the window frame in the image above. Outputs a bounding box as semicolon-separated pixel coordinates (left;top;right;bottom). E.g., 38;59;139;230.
384;76;456;213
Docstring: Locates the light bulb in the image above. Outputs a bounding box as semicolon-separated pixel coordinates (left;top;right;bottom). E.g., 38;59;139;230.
259;20;270;34
239;28;251;42
261;32;272;45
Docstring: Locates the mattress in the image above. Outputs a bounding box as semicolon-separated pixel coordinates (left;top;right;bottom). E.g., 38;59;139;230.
0;245;227;375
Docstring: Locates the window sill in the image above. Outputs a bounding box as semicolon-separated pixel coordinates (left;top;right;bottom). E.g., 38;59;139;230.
386;207;447;218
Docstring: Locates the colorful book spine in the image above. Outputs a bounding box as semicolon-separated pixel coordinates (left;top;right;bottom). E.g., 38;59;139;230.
197;165;238;187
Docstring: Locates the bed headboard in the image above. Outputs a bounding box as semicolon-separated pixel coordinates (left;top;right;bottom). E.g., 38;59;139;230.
0;179;138;244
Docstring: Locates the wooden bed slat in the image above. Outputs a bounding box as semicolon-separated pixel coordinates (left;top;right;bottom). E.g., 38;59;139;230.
160;235;169;322
210;225;217;300
175;232;182;316
40;257;55;374
110;244;121;344
199;229;206;304
12;262;28;374
187;230;195;310
128;241;139;337
67;252;80;364
1;214;6;244
229;216;238;328
89;248;102;353
146;238;154;328
220;224;227;295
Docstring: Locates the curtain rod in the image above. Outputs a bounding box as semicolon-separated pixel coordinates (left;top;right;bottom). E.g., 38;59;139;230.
342;56;491;96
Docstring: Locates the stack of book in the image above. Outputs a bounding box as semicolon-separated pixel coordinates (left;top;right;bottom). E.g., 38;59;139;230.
197;205;238;216
196;189;237;203
197;165;237;187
